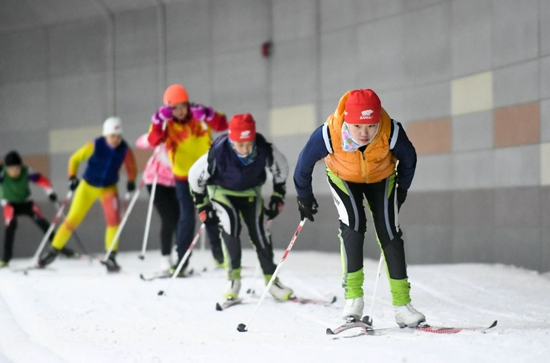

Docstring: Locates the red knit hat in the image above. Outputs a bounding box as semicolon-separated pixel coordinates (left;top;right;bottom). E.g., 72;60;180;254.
344;89;381;124
228;113;256;142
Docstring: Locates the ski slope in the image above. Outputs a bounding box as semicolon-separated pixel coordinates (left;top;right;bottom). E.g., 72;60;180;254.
1;249;549;363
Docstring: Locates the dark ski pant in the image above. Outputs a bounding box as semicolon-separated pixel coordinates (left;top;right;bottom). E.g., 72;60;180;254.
2;201;51;263
210;193;277;281
146;184;178;256
327;171;412;306
174;180;223;267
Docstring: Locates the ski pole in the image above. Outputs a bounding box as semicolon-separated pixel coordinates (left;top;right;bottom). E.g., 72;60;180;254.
200;224;207;272
246;219;272;295
67;224;94;263
55;201;91;260
31;190;73;264
364;253;384;326
139;174;158;260
237;218;306;332
121;191;131;216
101;180;145;264
158;224;205;296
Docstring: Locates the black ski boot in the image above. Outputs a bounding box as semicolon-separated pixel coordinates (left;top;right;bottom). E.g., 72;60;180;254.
169;255;190;277
104;252;121;273
59;246;79;259
38;246;59;267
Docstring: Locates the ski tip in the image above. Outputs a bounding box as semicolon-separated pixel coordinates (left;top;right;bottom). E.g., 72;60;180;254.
215;303;223;311
330;296;337;304
139;274;146;280
326;328;335;335
157;290;165;296
489;320;498;328
237;323;247;332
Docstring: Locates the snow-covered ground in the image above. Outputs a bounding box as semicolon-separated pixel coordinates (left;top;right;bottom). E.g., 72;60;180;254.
1;247;550;363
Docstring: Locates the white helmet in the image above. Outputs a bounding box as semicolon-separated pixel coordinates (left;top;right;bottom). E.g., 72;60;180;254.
103;117;122;136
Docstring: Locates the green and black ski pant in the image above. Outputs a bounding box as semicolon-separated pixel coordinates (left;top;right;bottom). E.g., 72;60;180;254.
326;170;412;306
209;189;277;282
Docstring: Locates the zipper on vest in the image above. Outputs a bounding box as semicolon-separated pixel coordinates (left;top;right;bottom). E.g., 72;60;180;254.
360;151;369;183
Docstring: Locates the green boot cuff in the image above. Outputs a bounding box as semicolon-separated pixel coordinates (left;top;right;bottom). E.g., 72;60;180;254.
344;268;365;299
389;278;411;306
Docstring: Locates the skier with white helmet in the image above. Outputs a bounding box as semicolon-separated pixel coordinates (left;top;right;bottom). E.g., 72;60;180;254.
38;117;137;272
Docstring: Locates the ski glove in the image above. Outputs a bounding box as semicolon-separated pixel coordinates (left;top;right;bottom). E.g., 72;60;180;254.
48;192;58;203
198;204;219;226
265;195;284;220
68;176;80;191
152;105;173;126
127;181;136;193
192;192;208;208
191;104;214;122
3;203;14;226
297;194;318;222
396;187;407;211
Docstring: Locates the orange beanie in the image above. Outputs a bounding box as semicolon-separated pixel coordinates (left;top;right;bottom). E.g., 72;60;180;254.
163;84;189;106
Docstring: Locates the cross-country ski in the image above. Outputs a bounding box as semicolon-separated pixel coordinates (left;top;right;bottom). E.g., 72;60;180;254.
327;319;498;338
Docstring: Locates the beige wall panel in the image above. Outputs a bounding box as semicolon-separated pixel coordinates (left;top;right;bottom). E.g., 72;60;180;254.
451;72;493;115
21;154;50;178
50;127;102;154
406;117;452;155
494;102;540;148
269;104;317;137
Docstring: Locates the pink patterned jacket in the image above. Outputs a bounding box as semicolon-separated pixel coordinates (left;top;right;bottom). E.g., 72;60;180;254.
135;134;176;187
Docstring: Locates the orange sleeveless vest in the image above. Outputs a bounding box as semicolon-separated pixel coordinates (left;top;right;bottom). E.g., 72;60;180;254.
325;91;396;184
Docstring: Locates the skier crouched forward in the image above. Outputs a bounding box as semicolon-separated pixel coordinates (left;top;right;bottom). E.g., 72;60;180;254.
293;89;425;327
188;113;293;301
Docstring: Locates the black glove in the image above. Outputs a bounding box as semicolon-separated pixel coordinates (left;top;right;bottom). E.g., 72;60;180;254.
192;192;207;207
198;204;218;226
127;180;136;193
297;194;318;222
68;176;80;191
48;192;58;203
396;187;407;211
265;195;284;220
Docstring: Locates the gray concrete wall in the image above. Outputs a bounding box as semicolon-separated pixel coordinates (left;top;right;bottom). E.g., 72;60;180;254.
1;0;549;272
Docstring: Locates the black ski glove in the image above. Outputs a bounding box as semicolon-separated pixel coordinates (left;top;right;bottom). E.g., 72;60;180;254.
297;194;318;222
48;192;58;203
127;180;136;193
192;192;207;208
198;204;219;226
68;176;80;191
265;195;284;220
396;187;407;211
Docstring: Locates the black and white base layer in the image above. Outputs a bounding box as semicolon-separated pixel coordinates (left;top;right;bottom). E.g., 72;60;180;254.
327;316;498;338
